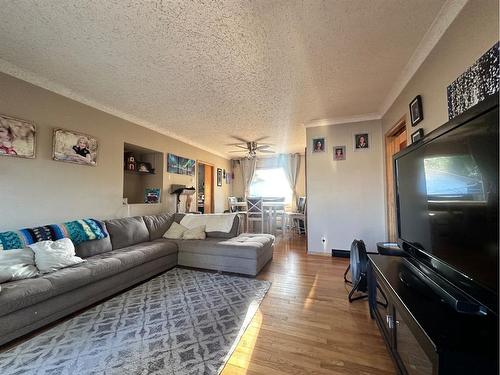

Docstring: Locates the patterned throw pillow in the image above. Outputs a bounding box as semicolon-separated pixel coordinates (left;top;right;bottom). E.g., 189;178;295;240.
0;219;108;251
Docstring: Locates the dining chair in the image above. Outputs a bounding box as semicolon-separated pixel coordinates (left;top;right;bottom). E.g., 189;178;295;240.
263;197;286;234
246;197;264;233
286;196;307;235
228;196;238;212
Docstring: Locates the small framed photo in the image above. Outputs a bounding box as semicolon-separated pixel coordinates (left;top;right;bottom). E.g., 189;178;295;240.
216;168;223;187
53;129;97;166
333;145;346;160
411;128;424;143
312;137;326;153
353;133;369;151
409;95;423;126
0;114;36;159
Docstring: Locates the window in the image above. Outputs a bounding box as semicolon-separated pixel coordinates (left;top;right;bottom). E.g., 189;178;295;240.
249;168;292;203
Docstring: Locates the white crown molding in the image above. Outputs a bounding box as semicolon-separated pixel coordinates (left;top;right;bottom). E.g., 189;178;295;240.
0;58;229;160
378;0;469;117
303;112;381;128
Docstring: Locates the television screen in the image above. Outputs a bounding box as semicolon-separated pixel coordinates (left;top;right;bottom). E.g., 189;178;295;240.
395;106;498;294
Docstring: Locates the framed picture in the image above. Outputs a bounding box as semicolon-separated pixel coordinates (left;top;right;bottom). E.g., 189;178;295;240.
216;168;222;187
411;128;424;143
0;114;36;158
52;129;97;166
144;188;161;204
353;132;369;151
312;137;326;153
409;95;423;126
333;145;346;161
167;153;178;173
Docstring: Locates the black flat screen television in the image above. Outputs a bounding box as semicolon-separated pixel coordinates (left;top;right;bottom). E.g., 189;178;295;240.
394;95;499;315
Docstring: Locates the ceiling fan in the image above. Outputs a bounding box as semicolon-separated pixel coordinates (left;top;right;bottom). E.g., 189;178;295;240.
226;136;275;158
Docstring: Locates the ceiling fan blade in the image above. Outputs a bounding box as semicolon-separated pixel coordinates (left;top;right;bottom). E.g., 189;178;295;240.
230;135;250;143
228;150;246;153
226;144;248;150
255;145;272;150
253;136;270;142
258;149;275;153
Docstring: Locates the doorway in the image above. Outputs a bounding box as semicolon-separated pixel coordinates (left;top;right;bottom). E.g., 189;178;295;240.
197;161;214;213
385;117;407;242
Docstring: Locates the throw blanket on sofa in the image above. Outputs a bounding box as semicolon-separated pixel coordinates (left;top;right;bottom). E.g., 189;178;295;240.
180;213;237;233
0;219;107;251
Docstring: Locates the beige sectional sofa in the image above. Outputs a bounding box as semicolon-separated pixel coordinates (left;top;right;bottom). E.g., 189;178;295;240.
0;213;274;346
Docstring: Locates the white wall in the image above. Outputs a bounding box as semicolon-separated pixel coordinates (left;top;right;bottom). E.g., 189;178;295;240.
0;72;231;231
306;120;385;253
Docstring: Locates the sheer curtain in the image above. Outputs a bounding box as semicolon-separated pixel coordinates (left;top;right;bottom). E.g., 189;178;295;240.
279;153;301;210
240;157;257;198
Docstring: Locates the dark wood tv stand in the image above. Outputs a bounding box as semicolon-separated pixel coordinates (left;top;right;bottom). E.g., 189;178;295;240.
367;254;498;375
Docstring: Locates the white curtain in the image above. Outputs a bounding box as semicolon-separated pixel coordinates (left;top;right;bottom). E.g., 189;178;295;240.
280;153;301;210
240;157;257;198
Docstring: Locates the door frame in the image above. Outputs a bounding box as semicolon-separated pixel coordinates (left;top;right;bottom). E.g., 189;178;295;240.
197;160;215;213
385;116;407;241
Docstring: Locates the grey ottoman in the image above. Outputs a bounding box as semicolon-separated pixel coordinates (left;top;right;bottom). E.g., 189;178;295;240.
176;233;274;276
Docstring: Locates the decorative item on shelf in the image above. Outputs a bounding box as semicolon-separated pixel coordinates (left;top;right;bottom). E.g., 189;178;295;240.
53;128;98;166
144;188;161;204
409;95;424;126
353;132;369;151
333;145;346;161
411;128;424;144
311;137;326;153
448;42;499;120
137;162;153;174
124;152;136;171
0;114;36;159
216;168;222;187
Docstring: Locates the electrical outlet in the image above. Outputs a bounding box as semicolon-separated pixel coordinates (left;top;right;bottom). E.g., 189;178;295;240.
321;237;327;250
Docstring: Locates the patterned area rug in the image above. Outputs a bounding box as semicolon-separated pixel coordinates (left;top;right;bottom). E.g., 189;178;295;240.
0;268;271;375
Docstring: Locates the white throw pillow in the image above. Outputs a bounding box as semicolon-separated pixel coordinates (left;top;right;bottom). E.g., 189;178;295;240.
163;222;188;239
28;238;84;274
0;248;39;283
182;225;206;240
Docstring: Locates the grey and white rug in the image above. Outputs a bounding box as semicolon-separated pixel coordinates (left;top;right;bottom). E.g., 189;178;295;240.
0;268;271;375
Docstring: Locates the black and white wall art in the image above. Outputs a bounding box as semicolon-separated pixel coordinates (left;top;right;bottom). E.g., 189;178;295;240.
447;42;499;119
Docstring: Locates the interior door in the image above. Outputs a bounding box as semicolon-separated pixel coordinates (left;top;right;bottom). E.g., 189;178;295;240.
385;118;407;241
203;164;214;213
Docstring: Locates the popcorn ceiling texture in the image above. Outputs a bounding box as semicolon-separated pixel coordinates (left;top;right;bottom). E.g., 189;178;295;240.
0;0;445;156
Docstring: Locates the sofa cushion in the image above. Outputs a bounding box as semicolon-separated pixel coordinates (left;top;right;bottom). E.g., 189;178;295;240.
93;240;178;272
176;213;239;239
170;235;273;260
0;277;54;317
163;222;188;239
75;221;112;258
143;213;175;241
105;216;149;250
29;238;84;274
182;225;206;240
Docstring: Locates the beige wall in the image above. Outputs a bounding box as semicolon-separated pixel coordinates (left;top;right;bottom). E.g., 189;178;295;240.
382;0;499;135
0;72;231;231
306;120;385;253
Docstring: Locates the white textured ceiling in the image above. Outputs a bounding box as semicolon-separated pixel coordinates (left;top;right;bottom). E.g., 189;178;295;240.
0;0;447;157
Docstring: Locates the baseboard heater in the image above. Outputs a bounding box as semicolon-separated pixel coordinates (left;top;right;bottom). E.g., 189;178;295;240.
331;249;350;258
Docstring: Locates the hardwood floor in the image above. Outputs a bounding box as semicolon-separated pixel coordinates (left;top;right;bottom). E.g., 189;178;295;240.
222;234;396;375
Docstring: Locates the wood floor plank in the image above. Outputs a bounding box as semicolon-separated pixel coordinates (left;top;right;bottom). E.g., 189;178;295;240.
221;234;395;375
